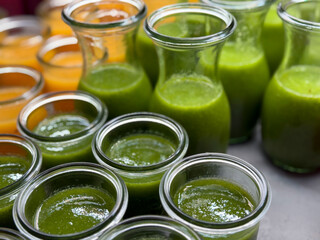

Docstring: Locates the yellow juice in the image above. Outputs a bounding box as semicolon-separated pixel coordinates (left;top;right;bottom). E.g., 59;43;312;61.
45;8;73;36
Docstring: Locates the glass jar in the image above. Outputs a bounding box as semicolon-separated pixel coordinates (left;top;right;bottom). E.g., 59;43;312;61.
262;0;320;173
0;228;27;239
160;153;271;240
62;0;152;119
146;3;236;154
0;16;50;70
98;215;202;239
0;134;42;228
36;0;74;36
17;91;108;170
37;35;82;92
202;0;272;143
93;112;188;217
262;0;285;74
0;66;44;134
136;0;188;87
13;162;128;240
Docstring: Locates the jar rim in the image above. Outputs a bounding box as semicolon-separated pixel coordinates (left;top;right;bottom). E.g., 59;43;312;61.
160;153;271;234
278;0;320;31
144;3;237;49
201;0;273;11
13;162;128;240
37;35;82;69
0;66;44;106
36;0;73;17
98;215;202;240
0;227;28;239
17;90;108;142
93;112;189;172
0;134;42;198
62;0;147;30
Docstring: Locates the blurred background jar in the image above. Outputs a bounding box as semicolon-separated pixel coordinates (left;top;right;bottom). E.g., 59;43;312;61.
0;66;44;134
37;35;82;92
62;0;152;119
0;16;49;70
262;0;320;173
36;0;74;36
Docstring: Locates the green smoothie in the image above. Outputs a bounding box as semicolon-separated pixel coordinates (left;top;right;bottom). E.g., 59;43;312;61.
33;114;94;169
105;133;177;217
262;65;320;172
150;74;230;154
173;178;258;240
0;155;30;189
219;43;270;142
78;63;152;119
262;2;285;74
35;186;115;235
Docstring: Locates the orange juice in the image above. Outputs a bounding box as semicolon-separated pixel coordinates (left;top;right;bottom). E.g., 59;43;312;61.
43;51;82;92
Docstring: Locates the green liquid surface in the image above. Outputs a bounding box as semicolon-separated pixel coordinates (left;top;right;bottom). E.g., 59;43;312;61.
219;43;269;141
79;63;152;118
262;65;320;171
173;178;255;223
150;74;230;154
35;186;115;235
105;134;176;167
0;155;30;189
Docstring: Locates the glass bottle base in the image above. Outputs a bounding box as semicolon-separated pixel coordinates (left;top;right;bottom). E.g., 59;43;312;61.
229;132;253;145
272;158;318;174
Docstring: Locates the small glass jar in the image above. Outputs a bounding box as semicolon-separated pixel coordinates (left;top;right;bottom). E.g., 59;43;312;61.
13;162;128;240
160;153;271;240
93;112;188;217
98;215;202;239
0;134;42;228
18;91;108;170
36;0;74;36
0;228;27;239
0;16;50;70
62;0;152;119
0;66;44;134
37;35;82;92
262;0;320;173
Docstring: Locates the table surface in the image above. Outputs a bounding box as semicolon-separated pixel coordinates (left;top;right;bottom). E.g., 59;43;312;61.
228;128;320;240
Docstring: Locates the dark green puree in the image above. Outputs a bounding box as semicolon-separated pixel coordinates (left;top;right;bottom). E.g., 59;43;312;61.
35;186;115;235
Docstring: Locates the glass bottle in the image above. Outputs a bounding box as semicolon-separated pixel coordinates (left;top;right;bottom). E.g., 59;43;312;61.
62;0;152;119
262;0;320;173
203;0;272;144
160;153;271;240
13;163;128;239
136;0;188;87
146;3;236;154
262;0;285;74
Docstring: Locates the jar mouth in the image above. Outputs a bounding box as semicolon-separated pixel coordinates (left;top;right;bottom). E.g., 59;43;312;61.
13;162;128;240
278;0;320;31
37;35;82;69
0;134;42;197
36;0;73;17
0;66;44;106
98;215;202;240
18;91;108;142
62;0;147;30
144;3;237;49
93;112;188;172
201;0;273;11
160;153;271;233
0;227;28;239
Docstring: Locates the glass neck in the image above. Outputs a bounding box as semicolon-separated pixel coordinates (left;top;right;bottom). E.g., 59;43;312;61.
278;0;320;71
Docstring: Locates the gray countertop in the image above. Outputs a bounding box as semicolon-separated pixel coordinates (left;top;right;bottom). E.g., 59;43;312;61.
228;128;320;240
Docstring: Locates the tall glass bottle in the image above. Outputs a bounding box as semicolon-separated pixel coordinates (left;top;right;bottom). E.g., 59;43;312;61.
146;3;236;154
62;0;152;119
136;0;187;87
203;0;272;144
262;0;320;173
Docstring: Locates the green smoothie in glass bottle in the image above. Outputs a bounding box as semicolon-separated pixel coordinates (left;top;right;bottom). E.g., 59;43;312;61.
146;3;236;154
262;0;320;173
62;0;152;119
203;0;272;144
